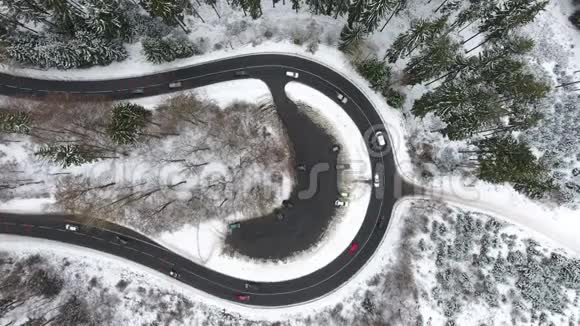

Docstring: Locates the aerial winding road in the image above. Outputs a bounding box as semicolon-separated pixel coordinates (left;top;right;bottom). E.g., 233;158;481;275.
0;54;418;306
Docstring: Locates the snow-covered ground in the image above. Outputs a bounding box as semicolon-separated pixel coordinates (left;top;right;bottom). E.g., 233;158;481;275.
0;191;405;323
3;0;580;319
2;198;578;325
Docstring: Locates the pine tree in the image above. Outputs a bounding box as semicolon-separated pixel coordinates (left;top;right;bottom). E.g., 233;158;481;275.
360;0;398;32
82;0;130;40
204;0;221;18
142;36;198;64
463;0;548;53
107;103;152;145
338;23;367;53
403;35;459;85
475;135;556;198
291;0;301;13
6;31;127;69
1;0;50;25
0;111;32;134
384;16;448;63
427;35;534;86
355;58;391;90
140;0;189;32
379;0;407;31
35;144;100;168
346;0;366;28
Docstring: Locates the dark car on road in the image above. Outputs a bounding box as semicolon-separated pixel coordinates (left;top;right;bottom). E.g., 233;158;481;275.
376;216;387;230
244;282;259;291
115;235;130;245
282;200;294;208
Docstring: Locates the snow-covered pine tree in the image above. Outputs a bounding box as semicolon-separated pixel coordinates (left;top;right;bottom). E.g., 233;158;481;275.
140;0;189;32
0;0;50;25
403;35;459;85
107;103;151;145
291;0;301;13
247;0;263;19
384;16;448;63
82;0;130;40
355;57;391;90
475;135;556;198
427;35;534;86
463;0;548;52
360;0;398;32
338;23;367;52
346;0;366;28
35;144;100;168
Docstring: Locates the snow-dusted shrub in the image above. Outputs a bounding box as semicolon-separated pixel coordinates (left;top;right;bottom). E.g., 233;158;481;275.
383;87;405;109
142;35;199;64
410;202;580;324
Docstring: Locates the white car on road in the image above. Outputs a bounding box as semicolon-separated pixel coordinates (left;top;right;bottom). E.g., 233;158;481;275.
375;131;386;147
337;92;348;104
65;224;78;232
169;81;182;88
286;71;299;78
373;173;380;188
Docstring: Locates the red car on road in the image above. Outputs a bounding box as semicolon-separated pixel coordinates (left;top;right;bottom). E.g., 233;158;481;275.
236;294;251;302
348;242;359;254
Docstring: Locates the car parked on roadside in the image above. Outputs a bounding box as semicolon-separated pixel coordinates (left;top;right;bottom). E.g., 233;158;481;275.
236;294;251;302
286;71;299;78
282;200;294;208
339;192;350;198
276;211;285;221
331;144;341;153
334;198;349;208
65;224;78;232
337;92;348;104
336;163;350;170
348;242;359;254
228;222;241;232
169;268;180;279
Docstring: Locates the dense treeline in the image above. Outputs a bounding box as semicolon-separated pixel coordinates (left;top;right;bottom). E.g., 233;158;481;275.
351;0;556;199
0;0;562;198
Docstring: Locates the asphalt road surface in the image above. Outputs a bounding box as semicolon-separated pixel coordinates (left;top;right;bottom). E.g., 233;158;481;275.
0;54;417;306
